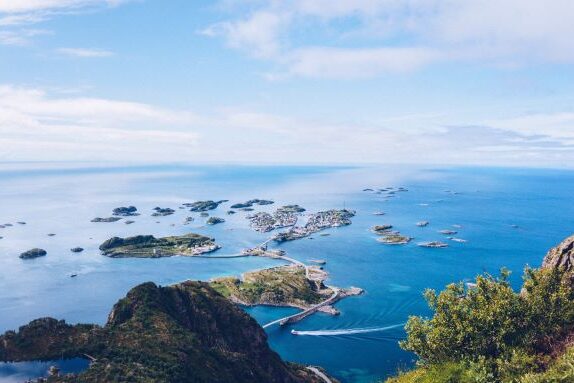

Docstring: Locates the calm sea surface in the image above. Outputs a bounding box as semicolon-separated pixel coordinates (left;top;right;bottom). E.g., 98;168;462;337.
1;164;573;382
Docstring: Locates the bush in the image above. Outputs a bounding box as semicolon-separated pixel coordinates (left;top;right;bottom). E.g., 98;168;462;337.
397;266;574;382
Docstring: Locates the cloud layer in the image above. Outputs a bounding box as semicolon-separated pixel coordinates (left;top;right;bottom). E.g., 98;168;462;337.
204;0;574;78
0;84;571;166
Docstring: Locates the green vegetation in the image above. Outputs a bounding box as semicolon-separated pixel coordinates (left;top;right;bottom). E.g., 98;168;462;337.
1;281;327;383
210;265;329;307
387;234;574;383
99;233;219;258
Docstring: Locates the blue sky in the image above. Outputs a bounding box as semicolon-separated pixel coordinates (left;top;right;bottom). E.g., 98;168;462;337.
0;0;573;166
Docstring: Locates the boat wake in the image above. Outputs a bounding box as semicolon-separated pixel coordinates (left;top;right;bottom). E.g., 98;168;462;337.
291;323;404;336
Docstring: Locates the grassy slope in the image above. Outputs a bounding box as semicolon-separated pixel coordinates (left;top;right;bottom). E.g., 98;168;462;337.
210;265;328;307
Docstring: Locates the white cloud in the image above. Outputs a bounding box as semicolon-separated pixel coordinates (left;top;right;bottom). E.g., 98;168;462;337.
0;84;572;166
484;113;574;145
204;0;574;78
287;46;440;78
57;47;114;57
0;28;49;45
0;0;127;14
0;85;201;161
0;0;131;46
201;10;288;59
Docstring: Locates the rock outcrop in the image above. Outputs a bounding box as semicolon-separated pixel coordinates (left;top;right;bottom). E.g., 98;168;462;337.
19;248;47;259
0;282;328;383
542;234;574;272
112;206;139;216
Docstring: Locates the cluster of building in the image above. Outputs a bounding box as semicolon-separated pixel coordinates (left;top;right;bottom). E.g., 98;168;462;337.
273;209;355;242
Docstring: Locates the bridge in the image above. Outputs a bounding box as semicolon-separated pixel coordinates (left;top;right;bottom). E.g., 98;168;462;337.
192;253;249;259
262;287;339;329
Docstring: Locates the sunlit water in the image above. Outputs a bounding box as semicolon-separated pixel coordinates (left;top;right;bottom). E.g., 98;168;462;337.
1;163;573;382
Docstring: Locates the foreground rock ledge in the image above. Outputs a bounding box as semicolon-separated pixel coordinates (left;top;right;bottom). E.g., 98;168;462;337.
0;281;334;383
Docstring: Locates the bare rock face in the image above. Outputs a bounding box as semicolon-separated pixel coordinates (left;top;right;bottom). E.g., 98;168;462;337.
542;235;574;272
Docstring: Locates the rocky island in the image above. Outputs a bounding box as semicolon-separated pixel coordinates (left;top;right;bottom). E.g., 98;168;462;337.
418;241;449;248
99;233;220;258
230;199;274;209
273;209;355;242
245;205;307;232
19;248;47;259
0;281;330;383
90;217;122;223
372;224;393;234
112;206;139;216
378;233;412;245
151;207;175;216
183;200;227;212
206;216;225;225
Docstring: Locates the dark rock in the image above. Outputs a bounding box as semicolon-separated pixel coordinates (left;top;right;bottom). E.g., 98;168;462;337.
542;235;574;272
277;204;306;213
112;206;139;216
70;247;84;253
183;200;227;212
230;199;274;209
206;217;225;225
372;225;393;233
20;248;47;259
151;207;175;216
91;217;122;223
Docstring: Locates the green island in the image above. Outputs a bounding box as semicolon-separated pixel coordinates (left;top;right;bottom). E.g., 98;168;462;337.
99;233;220;258
0;281;330;383
386;234;574;383
377;233;412;245
210;265;332;309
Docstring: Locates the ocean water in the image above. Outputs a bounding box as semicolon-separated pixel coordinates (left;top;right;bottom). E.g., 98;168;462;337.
0;359;89;383
1;163;573;383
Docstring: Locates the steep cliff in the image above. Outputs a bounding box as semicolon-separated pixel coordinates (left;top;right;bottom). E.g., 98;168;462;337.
1;281;328;383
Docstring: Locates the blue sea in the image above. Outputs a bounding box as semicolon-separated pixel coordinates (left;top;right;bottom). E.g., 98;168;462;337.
1;163;573;383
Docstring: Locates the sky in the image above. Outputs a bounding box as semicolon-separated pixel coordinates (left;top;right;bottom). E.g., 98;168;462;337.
0;0;573;167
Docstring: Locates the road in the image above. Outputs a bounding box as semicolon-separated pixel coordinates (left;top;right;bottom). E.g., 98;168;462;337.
306;367;333;383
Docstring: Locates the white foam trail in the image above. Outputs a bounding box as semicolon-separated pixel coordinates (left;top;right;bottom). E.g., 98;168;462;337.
291;323;404;336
